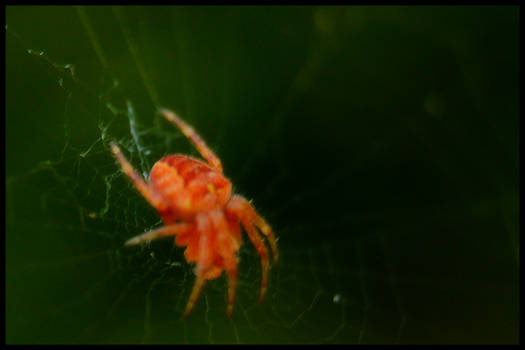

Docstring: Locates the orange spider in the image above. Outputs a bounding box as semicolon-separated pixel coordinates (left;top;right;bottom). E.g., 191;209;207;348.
110;109;278;318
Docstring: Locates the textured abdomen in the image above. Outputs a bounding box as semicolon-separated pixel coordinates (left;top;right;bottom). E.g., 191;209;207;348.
149;155;232;221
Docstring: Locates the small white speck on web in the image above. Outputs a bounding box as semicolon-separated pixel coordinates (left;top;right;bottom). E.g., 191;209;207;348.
333;293;342;304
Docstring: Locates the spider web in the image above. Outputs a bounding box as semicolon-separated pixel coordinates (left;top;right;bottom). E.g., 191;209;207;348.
6;6;519;344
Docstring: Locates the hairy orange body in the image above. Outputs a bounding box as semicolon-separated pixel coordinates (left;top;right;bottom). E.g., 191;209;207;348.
151;155;240;279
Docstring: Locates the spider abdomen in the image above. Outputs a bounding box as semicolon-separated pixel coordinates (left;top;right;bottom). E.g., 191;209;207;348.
149;155;232;220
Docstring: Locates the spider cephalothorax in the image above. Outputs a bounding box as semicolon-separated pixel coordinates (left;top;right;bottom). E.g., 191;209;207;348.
111;109;278;318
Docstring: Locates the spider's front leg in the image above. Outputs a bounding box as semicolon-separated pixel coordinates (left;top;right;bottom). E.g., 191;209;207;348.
110;142;166;212
159;109;223;172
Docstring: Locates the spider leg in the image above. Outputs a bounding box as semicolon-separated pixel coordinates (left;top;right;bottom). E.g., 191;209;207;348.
183;215;213;318
251;212;279;264
240;219;269;303
229;195;278;262
110;142;166;212
159;109;223;172
211;211;240;318
225;262;238;318
125;223;191;246
183;273;207;318
227;196;276;303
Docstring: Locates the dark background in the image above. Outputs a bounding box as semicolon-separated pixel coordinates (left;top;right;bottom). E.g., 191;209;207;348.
6;6;519;344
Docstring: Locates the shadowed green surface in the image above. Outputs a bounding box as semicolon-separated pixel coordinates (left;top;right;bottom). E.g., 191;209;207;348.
6;6;518;344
